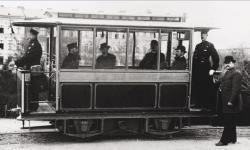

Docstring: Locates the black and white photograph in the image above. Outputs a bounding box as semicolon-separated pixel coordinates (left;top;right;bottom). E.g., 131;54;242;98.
0;0;250;149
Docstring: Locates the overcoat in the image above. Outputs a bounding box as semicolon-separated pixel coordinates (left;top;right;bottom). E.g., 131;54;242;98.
61;53;80;69
220;68;243;113
191;40;219;109
139;52;165;69
171;56;187;70
192;40;219;81
95;53;116;69
15;38;42;69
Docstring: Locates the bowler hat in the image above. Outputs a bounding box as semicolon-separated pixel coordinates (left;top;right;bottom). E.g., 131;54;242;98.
150;40;158;47
30;28;39;35
100;43;110;49
175;45;186;53
67;42;77;49
224;55;236;64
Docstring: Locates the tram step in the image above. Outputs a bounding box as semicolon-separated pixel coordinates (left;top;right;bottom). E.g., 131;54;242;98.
30;103;56;114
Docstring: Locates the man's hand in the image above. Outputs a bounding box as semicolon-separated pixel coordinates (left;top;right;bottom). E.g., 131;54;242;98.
227;102;233;106
209;69;215;76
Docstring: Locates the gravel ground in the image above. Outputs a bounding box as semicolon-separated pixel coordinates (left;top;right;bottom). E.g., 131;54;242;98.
0;119;250;150
0;119;52;134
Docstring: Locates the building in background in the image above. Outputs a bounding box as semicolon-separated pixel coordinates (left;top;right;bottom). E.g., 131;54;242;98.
0;5;56;66
0;5;187;69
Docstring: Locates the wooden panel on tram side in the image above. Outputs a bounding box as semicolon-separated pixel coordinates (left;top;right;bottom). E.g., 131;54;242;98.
95;83;157;109
61;83;92;110
59;71;189;83
159;83;188;109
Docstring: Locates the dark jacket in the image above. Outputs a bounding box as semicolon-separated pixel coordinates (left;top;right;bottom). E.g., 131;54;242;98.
61;53;80;69
139;52;165;69
192;40;219;80
95;53;116;69
171;56;187;70
15;38;42;69
220;68;243;113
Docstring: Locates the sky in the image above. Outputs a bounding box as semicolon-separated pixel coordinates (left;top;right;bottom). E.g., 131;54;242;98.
1;0;250;49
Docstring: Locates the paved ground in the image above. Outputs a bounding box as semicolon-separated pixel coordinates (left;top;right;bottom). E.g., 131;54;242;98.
0;119;250;150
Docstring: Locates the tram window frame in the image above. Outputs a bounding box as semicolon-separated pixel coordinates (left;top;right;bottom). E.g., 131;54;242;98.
160;29;191;71
95;27;128;70
60;27;94;69
128;28;162;71
59;26;191;72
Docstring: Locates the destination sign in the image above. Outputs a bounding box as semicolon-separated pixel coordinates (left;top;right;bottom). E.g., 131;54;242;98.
58;12;183;22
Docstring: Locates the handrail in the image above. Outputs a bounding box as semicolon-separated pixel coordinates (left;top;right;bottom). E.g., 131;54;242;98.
17;69;55;74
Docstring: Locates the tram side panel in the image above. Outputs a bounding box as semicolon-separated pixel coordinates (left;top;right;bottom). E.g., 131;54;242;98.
59;72;189;111
159;83;188;109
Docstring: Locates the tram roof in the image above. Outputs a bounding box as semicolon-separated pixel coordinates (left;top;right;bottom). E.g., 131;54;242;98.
12;17;217;31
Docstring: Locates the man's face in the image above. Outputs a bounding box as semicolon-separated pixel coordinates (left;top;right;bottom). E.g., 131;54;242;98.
100;47;109;55
28;32;36;40
69;47;78;54
175;50;182;57
151;44;159;53
224;61;235;70
201;33;208;41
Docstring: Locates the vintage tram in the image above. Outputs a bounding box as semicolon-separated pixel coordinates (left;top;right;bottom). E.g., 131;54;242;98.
13;12;219;138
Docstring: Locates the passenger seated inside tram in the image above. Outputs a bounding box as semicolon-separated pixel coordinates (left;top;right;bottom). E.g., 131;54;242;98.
139;40;166;69
95;43;116;69
171;45;187;70
61;42;80;69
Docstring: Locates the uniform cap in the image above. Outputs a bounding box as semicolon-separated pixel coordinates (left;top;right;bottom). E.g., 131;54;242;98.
30;28;39;35
224;55;236;64
67;42;77;49
201;29;209;34
175;45;186;53
100;43;110;49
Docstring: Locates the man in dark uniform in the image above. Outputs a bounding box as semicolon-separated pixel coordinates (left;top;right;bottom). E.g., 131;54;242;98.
15;28;42;112
139;40;166;69
216;56;242;146
95;43;116;69
192;30;220;110
15;28;42;69
171;45;187;70
61;42;80;69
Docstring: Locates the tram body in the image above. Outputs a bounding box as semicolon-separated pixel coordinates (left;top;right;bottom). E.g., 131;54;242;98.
13;13;218;137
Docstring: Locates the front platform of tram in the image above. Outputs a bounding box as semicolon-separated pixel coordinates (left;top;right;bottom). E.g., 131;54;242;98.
16;68;56;114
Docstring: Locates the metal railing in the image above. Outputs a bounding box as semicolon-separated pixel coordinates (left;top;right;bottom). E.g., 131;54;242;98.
17;69;56;113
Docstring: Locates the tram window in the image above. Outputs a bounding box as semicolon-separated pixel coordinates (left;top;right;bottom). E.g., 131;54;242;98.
161;31;190;70
170;31;190;70
95;29;126;69
128;31;164;70
60;29;94;69
79;30;94;67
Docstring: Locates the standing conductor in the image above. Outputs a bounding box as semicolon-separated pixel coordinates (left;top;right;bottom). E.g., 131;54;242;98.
192;30;220;110
15;28;42;69
15;28;42;112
